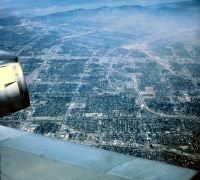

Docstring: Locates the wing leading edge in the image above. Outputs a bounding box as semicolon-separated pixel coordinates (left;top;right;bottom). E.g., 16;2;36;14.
0;125;197;180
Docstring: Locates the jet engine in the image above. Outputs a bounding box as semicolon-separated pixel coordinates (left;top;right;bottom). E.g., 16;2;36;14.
0;50;30;117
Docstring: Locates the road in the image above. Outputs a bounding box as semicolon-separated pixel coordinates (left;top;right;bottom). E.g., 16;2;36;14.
132;75;200;122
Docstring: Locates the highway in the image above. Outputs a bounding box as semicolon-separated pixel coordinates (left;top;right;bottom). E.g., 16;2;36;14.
132;75;200;122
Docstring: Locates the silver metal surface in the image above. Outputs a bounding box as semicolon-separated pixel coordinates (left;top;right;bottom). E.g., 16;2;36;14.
0;50;30;117
0;126;197;180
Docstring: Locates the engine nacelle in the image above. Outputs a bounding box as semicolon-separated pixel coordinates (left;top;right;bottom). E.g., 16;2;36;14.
0;50;30;117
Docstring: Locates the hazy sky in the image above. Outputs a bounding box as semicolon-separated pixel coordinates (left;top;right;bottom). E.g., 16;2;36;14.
0;0;192;16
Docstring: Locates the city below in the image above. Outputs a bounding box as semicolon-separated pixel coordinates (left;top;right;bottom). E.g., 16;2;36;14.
0;0;200;170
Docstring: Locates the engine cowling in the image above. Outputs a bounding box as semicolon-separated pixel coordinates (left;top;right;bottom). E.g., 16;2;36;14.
0;50;30;117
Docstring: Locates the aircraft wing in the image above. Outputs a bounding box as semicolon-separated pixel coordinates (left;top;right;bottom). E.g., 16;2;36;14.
0;125;197;180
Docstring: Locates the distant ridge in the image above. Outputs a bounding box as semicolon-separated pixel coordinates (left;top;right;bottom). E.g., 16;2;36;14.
36;1;199;19
36;5;145;19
